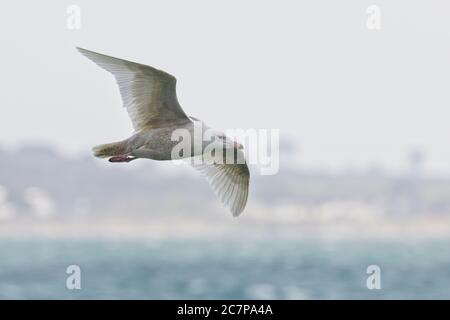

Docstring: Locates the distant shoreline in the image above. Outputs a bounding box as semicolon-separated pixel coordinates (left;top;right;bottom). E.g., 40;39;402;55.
1;216;450;241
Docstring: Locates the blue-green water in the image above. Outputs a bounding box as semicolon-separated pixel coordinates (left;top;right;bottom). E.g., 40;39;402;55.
0;237;449;299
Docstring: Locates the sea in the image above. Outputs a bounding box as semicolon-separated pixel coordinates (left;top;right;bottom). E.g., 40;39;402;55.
0;236;449;299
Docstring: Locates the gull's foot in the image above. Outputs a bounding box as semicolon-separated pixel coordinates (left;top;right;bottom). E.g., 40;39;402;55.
108;155;137;163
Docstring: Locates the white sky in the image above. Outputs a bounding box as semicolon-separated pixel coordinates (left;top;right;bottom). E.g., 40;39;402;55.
1;1;450;174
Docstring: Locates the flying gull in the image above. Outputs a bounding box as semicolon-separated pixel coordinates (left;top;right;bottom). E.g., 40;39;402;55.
77;48;249;216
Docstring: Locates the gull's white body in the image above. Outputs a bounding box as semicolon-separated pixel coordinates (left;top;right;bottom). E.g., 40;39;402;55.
77;48;249;216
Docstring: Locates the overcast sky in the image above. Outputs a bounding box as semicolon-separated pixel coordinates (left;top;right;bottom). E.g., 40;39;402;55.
1;1;450;174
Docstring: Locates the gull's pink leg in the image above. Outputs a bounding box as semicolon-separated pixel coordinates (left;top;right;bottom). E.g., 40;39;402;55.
108;155;138;163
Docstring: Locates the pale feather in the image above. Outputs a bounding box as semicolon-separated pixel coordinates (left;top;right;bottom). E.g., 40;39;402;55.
190;150;250;216
77;47;191;131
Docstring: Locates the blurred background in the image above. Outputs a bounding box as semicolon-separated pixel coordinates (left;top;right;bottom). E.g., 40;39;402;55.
1;0;450;299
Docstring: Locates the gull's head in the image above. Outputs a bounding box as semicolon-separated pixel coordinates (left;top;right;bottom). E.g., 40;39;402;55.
214;132;243;150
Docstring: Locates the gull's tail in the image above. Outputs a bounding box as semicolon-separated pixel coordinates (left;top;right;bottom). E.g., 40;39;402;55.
92;141;129;158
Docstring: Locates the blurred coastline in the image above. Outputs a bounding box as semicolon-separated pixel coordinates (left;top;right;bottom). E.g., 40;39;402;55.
1;142;450;240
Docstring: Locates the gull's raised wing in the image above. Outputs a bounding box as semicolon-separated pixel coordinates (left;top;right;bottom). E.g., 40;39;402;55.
77;47;191;131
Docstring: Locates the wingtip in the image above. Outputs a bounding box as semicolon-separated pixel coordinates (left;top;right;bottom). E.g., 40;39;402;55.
76;47;99;58
231;206;245;217
75;47;89;55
